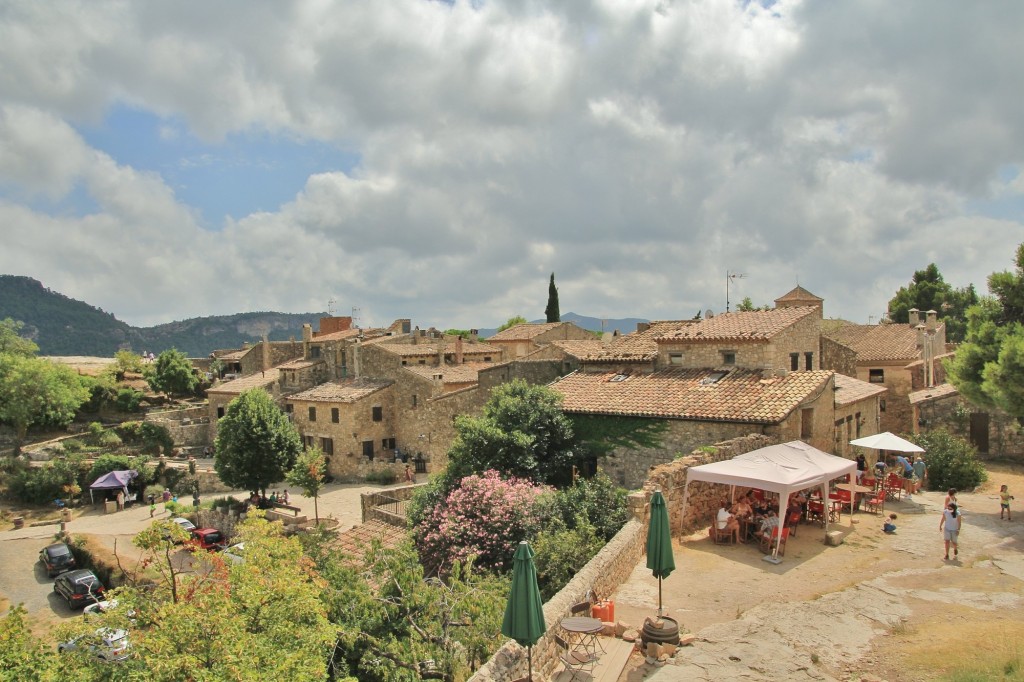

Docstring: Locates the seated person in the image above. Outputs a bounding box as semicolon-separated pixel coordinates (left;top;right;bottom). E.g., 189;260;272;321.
759;509;780;540
730;495;753;520
715;499;742;543
874;457;888;477
882;513;897;533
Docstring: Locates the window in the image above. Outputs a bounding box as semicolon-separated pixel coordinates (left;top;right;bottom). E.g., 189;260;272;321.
880;399;886;413
412;394;418;408
372;406;383;422
418;359;426;365
402;360;408;366
308;406;317;422
382;437;396;450
484;356;492;362
790;353;799;371
804;352;813;370
309;346;321;359
721;351;736;365
669;352;683;365
217;406;225;419
869;369;885;383
320;437;334;456
855;412;862;438
331;407;339;423
304;435;315;449
801;408;814;439
285;403;293;413
362;440;375;459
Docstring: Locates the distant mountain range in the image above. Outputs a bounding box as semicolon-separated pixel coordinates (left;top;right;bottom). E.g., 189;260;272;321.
0;275;650;357
0;276;323;357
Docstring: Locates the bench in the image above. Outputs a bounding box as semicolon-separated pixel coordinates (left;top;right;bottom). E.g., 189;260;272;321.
266;509;308;526
273;503;302;517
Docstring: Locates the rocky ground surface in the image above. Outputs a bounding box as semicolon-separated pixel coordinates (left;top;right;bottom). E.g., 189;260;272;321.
613;465;1024;681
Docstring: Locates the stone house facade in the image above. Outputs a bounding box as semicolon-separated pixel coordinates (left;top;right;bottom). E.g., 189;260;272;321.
822;309;946;435
832;373;887;460
284;378;395;479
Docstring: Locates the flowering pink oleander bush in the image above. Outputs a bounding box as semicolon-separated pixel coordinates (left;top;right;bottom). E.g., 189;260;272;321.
415;470;551;574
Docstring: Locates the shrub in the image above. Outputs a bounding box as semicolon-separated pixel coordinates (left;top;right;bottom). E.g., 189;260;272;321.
8;455;89;505
911;429;987;492
414;470;550;574
98;430;123;448
115;387;142;412
546;472;628;542
61;438;84;453
117;421;173;454
365;468;397;485
87;422;105;440
532;518;604;600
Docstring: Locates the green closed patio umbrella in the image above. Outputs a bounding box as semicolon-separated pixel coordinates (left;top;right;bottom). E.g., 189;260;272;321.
646;489;675;616
502;541;546;681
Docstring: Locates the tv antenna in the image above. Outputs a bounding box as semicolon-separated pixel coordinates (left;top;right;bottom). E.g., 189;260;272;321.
327;298;337;316
351;306;361;328
726;270;746;312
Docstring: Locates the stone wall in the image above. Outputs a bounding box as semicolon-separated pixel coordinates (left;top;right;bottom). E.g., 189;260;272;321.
359;483;422;521
146;406;212;448
916;394;1024;460
467;518;646;682
821;336;858;378
600;420;764;490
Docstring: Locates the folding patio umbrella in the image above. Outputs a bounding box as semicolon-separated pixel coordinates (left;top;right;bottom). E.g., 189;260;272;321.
646;490;675;616
502;541;546;681
849;432;925;453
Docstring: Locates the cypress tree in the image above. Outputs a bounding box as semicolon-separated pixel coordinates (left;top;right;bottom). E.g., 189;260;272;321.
545;273;560;323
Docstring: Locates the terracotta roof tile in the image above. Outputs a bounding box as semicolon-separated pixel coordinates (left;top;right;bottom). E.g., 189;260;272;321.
381;342;500;357
655;307;818;343
909;382;959;405
288;378;392;403
404;362;499;383
278;358;321;370
833;373;888;406
823;323;927;362
550;321;696;362
486;322;563;341
551;368;833;423
775;285;823;302
207;369;279;395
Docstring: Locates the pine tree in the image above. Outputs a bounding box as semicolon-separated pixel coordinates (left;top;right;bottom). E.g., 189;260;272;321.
545;273;560;323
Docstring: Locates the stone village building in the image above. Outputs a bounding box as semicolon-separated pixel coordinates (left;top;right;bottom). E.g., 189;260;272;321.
201;290;965;487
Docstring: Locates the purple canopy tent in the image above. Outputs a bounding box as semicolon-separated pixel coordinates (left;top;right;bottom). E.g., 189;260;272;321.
89;470;138;504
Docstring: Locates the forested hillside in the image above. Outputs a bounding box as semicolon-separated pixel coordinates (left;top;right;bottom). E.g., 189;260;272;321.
0;276;322;356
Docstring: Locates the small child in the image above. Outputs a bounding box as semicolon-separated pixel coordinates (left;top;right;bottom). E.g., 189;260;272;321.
883;513;897;533
1000;484;1014;521
149;501;156;517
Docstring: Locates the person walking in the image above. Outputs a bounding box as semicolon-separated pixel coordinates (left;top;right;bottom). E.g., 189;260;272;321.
940;502;962;561
116;490;125;511
404;465;413;483
912;457;927;493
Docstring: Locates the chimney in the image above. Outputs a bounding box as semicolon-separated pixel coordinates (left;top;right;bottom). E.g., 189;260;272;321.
637;322;651;333
908;308;920;328
455;336;464;364
926;309;937;331
470;329;479;342
261;334;271;371
916;323;926;349
437;339;445;366
302;324;312;343
412;326;420;345
762;365;775;380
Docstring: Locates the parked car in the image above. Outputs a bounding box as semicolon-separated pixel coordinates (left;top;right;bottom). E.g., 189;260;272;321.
54;569;106;609
58;627;131;662
189;528;226;551
222;542;245;565
39;542;76;577
172;517;196;533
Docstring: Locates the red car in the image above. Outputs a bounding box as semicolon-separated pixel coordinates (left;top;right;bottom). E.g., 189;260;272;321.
189;528;226;552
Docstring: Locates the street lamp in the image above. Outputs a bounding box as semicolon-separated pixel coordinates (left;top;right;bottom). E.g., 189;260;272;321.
726;270;746;313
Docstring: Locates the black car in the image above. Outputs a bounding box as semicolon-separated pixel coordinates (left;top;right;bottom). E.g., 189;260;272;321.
53;569;106;609
39;542;76;577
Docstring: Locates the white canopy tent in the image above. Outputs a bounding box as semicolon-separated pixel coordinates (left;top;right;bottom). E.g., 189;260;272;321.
682;441;858;560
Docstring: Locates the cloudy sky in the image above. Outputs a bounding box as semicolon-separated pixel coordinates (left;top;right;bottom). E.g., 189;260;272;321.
1;1;1022;330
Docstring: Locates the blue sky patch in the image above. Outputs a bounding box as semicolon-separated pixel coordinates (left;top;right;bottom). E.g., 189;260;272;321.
76;105;360;229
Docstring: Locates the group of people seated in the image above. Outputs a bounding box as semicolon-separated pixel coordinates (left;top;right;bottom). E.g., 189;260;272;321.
712;488;823;544
246;489;290;510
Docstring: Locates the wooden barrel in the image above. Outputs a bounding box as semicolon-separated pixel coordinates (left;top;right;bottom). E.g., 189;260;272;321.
640;616;680;646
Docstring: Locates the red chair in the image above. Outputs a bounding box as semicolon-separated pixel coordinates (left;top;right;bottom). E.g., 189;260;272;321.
884;473;903;501
785;508;802;537
864;492;886;514
807;500;826;526
862;476;877;490
759;527;790;556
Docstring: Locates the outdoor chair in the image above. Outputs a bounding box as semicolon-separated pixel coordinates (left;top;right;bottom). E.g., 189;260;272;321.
759;527;789;556
712;525;735;545
555;634;599;681
570;600;591;617
807;500;826;526
884;474;904;501
864;492;886;514
785;509;802;537
862;476;877;490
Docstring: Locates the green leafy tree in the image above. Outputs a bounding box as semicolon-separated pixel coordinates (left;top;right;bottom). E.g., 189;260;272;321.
287;446;327;523
736;297;771;312
947;246;1024;420
145;348;199;396
545;472;629;542
909;429;986;491
887;263;978;342
0;604;57;679
215;388;301;495
446;379;578;487
113;348;144;376
545;272;560;323
0;354;89;455
495;315;527;333
532;517;603;600
0;318;39;357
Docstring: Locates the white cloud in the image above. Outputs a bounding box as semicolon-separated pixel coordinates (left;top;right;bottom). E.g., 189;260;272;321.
0;0;1022;330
